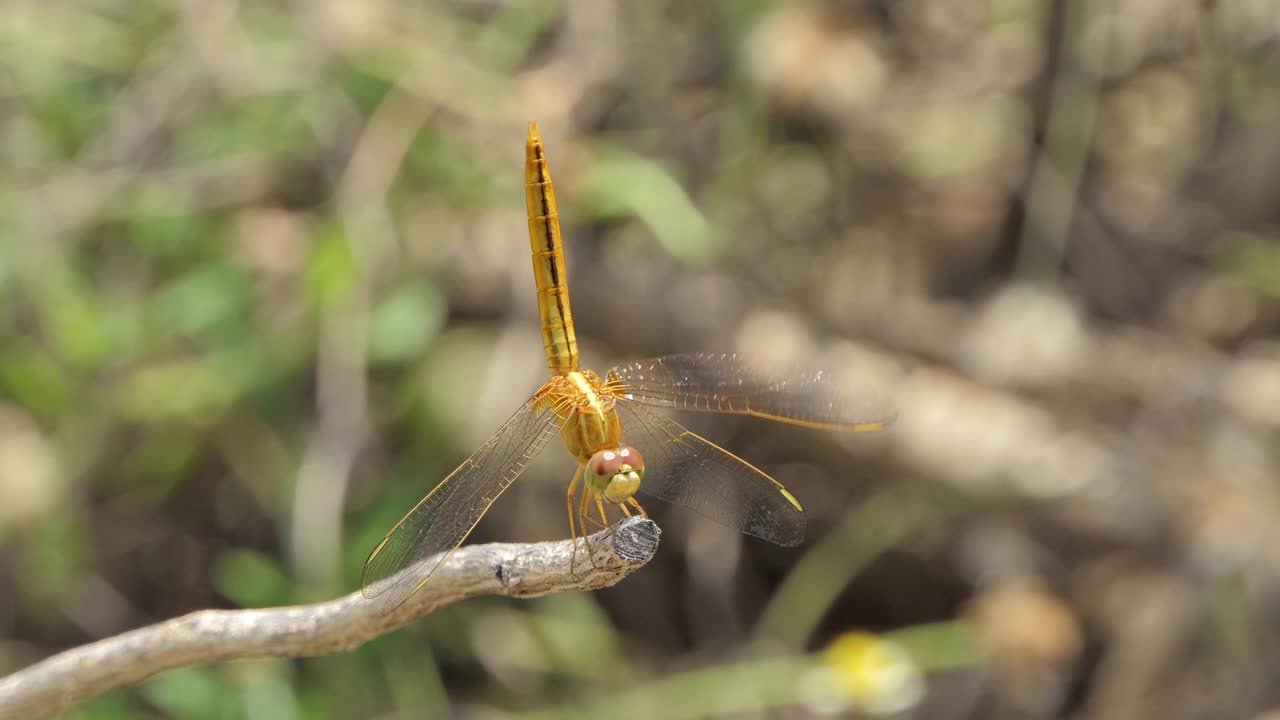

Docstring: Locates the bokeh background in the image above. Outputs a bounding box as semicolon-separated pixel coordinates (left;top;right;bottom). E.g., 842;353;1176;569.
4;0;1280;718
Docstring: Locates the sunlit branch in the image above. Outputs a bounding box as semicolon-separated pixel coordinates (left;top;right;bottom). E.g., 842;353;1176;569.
0;518;660;720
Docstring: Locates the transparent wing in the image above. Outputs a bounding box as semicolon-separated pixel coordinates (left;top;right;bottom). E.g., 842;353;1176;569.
607;353;894;431
615;398;806;546
361;392;567;605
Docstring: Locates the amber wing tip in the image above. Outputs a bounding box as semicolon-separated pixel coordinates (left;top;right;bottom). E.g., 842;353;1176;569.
527;121;541;141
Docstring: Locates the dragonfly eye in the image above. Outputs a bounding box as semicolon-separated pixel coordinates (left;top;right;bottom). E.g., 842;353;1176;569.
587;446;645;503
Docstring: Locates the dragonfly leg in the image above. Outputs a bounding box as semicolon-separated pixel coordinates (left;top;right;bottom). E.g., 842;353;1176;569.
592;495;620;544
594;494;610;529
579;499;609;530
626;497;649;519
618;502;633;518
578;486;596;564
566;465;584;574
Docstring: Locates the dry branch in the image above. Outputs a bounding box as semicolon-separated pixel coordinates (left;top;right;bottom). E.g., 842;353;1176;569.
0;518;660;720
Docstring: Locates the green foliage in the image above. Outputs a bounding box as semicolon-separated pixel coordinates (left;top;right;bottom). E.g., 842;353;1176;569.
368;281;445;365
577;149;715;265
1224;233;1280;299
140;667;239;720
214;549;292;608
150;264;252;344
0;340;74;420
305;228;359;309
176;94;317;164
67;691;140;720
404;126;497;208
21;512;88;603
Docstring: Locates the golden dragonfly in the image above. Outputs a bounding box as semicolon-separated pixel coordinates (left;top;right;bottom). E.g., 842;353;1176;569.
361;123;893;605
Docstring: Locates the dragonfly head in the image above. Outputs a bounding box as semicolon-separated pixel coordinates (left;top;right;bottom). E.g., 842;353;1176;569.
586;446;645;504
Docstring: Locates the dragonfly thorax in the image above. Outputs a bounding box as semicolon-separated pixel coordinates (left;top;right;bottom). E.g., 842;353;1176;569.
553;370;624;463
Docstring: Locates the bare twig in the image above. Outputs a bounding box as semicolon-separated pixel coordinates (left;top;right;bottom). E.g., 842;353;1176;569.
0;518;660;720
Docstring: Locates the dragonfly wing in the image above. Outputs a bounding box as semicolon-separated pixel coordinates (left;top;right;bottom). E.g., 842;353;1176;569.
361;392;567;604
615;398;805;546
607;353;894;431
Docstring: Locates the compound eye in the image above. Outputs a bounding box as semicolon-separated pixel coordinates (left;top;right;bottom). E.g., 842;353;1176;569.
589;449;624;481
614;446;644;478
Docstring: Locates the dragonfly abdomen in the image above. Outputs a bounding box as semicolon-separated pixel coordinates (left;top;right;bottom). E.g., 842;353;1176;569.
525;122;580;377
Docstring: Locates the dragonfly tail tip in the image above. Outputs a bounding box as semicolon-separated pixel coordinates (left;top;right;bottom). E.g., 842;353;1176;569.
528;121;541;141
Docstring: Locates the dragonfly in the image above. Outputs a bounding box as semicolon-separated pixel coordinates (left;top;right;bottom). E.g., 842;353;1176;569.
361;122;893;605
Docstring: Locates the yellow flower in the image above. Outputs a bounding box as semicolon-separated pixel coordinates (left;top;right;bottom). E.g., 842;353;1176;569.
808;632;923;716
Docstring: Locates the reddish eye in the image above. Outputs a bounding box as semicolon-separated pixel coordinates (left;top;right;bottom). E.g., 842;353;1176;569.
587;446;645;480
591;449;621;477
586;446;646;502
616;446;644;473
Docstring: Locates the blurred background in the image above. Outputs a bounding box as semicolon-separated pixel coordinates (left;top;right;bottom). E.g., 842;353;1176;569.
4;0;1280;718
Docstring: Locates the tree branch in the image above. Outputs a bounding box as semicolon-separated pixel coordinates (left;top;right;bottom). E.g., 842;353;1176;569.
0;518;660;720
